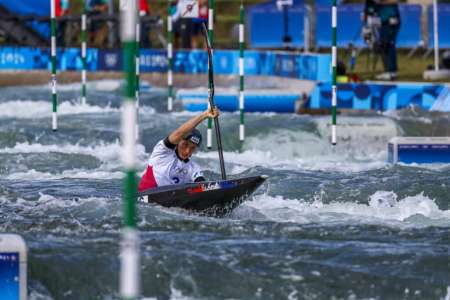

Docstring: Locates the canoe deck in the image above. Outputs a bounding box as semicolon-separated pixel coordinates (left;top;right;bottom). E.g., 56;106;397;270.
138;175;267;216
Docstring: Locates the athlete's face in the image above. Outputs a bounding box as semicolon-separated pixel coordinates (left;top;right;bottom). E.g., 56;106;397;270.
177;140;198;160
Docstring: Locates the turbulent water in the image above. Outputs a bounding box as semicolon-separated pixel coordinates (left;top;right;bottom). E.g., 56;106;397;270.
0;81;449;300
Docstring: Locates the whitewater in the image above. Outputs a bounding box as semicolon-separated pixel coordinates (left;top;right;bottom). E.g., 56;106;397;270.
0;82;449;300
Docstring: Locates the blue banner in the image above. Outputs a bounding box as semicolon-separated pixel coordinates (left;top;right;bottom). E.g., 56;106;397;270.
310;82;446;111
0;47;331;82
0;47;36;70
97;49;121;71
174;50;208;74
139;49;167;73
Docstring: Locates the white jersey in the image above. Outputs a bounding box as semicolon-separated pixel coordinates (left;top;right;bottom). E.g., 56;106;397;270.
148;138;204;187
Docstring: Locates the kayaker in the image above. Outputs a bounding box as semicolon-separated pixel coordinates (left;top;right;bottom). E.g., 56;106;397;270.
138;107;219;191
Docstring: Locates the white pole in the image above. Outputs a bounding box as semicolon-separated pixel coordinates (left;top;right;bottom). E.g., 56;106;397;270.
119;0;140;299
433;0;439;71
50;0;58;131
207;0;215;149
331;0;337;145
239;3;245;142
135;20;140;141
81;1;87;105
304;5;311;53
167;1;174;111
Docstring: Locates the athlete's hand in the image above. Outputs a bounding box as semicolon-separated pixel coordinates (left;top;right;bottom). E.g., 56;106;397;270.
204;107;220;119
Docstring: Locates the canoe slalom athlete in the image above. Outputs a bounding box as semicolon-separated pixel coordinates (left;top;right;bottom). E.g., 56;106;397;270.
138;107;219;191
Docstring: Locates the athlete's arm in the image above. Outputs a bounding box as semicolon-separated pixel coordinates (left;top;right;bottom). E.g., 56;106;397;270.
168;107;219;145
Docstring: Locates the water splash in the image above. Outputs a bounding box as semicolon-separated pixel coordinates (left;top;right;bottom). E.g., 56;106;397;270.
0;100;119;118
236;191;450;228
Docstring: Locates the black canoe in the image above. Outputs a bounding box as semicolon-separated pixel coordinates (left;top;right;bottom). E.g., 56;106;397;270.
137;175;267;216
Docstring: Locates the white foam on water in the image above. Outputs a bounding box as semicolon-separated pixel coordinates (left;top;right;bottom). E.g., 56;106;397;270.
86;79;156;92
87;79;121;91
171;110;199;117
5;169;124;180
58;101;118;115
29;291;55;300
444;286;450;300
315;115;400;139
397;162;450;172
168;280;198;300
0;141;148;164
1;193;121;235
0;100;118;118
138;105;156;115
197;149;277;169
53;79;122;92
0;193;116;224
241;127;389;171
238;191;450;228
0;100;50;118
27;193;111;209
382;108;434;124
47;79;156;93
1;141;149;179
197;149;388;173
197;128;388;173
0;141;119;158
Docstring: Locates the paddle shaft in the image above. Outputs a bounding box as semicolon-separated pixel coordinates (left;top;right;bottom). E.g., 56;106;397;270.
211;90;227;180
202;23;226;180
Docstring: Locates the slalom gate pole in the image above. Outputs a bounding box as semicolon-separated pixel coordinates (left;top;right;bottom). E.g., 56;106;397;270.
207;0;215;149
304;5;311;53
81;0;87;105
203;23;226;180
50;0;58;131
135;16;140;141
119;0;140;299
433;0;439;71
331;0;337;145
239;2;245;142
167;0;174;111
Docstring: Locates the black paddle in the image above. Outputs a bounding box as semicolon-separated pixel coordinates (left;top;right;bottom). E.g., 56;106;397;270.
202;23;227;180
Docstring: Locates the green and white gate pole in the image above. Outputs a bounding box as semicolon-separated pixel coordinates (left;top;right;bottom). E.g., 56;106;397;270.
119;0;140;299
167;1;174;111
207;0;215;149
50;0;58;131
239;3;245;142
135;16;141;141
81;0;87;105
331;0;337;145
